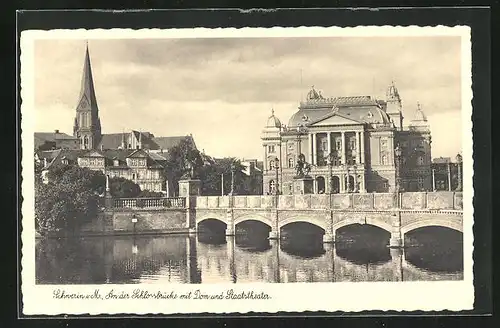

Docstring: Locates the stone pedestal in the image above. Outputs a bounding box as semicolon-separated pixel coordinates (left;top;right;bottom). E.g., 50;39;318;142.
178;179;201;197
389;233;403;248
323;233;335;243
268;230;279;240
293;176;314;195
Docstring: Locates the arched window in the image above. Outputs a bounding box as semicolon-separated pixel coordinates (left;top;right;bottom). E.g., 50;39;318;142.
288;158;294;168
269;180;276;193
83;136;89;149
381;154;387;165
269;159;275;170
417;156;424;165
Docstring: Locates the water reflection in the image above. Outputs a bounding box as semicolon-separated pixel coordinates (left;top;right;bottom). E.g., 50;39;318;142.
35;234;464;284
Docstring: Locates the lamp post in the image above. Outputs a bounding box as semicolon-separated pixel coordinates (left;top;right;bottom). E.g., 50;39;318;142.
394;145;402;193
456;153;462;191
230;162;235;195
274;158;280;196
327;153;334;194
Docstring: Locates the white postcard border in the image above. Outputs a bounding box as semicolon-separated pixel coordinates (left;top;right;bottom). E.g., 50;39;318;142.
20;26;474;315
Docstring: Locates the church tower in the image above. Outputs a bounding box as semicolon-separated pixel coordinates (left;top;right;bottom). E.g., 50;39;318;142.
386;81;404;131
73;43;102;149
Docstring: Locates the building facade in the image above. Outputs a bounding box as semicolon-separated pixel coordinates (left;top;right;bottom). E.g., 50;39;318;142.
34;44;198;192
261;84;432;195
37;148;168;192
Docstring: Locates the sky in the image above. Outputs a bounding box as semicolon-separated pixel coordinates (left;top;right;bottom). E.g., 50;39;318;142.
33;36;463;160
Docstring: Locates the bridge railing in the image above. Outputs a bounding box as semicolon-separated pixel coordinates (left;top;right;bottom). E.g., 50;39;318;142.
112;197;186;209
195;191;463;211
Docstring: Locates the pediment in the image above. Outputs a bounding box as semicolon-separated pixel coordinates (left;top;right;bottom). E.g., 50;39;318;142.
127;149;148;158
309;113;362;126
83;150;105;158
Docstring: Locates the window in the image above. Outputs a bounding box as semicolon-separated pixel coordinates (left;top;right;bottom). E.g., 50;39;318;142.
269;160;275;170
268;145;275;153
350;140;356;150
381;154;388;165
383;182;389;190
381;139;387;150
288;158;294;168
132;173;136;180
62;158;69;165
417;177;424;190
83;136;89;149
269;180;276;193
417;156;424;165
322;141;328;151
336;140;342;150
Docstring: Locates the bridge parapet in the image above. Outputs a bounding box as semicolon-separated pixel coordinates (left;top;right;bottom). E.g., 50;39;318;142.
194;192;463;211
112;197;186;210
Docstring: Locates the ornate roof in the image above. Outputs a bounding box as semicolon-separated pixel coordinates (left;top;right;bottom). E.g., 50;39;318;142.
288;87;391;127
265;109;282;128
411;102;428;122
386;81;400;101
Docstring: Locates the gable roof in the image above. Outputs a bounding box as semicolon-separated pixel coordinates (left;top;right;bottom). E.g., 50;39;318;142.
308;111;364;126
151;135;196;150
34;132;77;142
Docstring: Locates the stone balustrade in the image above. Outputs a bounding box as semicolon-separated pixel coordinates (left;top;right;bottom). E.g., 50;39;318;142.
112;197;186;210
195;192;463;211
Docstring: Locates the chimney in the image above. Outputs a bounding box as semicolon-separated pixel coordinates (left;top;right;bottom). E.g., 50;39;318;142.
54;129;59;134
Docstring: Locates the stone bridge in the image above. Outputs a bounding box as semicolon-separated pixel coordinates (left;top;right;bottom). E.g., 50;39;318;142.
192;192;463;247
106;191;463;248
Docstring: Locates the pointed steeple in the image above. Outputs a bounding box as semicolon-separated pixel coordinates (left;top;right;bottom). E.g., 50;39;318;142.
73;42;102;149
78;42;98;109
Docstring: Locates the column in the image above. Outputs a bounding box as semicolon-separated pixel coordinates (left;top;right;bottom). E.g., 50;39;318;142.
361;175;367;193
312;133;317;165
309;134;313;164
355;132;361;164
432;169;436;191
360;130;365;164
341;131;346;165
354;172;358;192
389;212;403;248
447;163;452;191
327;132;332;156
339;174;345;193
263;145;267;173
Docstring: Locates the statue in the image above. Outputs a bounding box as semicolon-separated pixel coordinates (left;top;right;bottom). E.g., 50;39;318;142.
181;159;196;179
294;153;312;178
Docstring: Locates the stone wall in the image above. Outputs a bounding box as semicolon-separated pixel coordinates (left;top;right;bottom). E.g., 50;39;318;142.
78;209;187;235
195;192;462;211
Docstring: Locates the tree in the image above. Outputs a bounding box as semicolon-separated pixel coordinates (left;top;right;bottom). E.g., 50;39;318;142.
108;176;141;198
35;166;104;235
163;138;204;196
35;164;143;235
199;158;248;196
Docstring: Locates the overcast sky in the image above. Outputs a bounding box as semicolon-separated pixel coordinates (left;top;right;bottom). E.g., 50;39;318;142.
33;36;463;160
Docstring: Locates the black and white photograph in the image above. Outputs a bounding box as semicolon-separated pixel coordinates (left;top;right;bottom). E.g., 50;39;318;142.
21;26;473;314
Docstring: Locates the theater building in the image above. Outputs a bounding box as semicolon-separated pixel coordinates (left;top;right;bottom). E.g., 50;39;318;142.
261;84;432;195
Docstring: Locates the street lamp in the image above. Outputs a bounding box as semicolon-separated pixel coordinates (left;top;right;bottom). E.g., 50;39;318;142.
394;145;402;193
230;162;235;195
456;153;462;191
327;153;334;194
274;158;280;196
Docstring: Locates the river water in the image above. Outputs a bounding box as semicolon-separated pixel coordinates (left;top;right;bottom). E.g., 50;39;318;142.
35;230;463;284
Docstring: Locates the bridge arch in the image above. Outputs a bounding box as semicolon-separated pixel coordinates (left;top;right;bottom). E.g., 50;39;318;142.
401;219;463;235
279;217;328;232
234;214;274;229
197;216;228;226
331;218;392;234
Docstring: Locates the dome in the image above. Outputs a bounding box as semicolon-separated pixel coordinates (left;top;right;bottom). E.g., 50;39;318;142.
412;102;428;122
306;86;321;100
265;109;282;128
386;81;400;100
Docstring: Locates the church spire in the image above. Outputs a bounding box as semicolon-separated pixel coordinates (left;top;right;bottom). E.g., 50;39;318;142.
74;42;102;149
78;42;98;109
